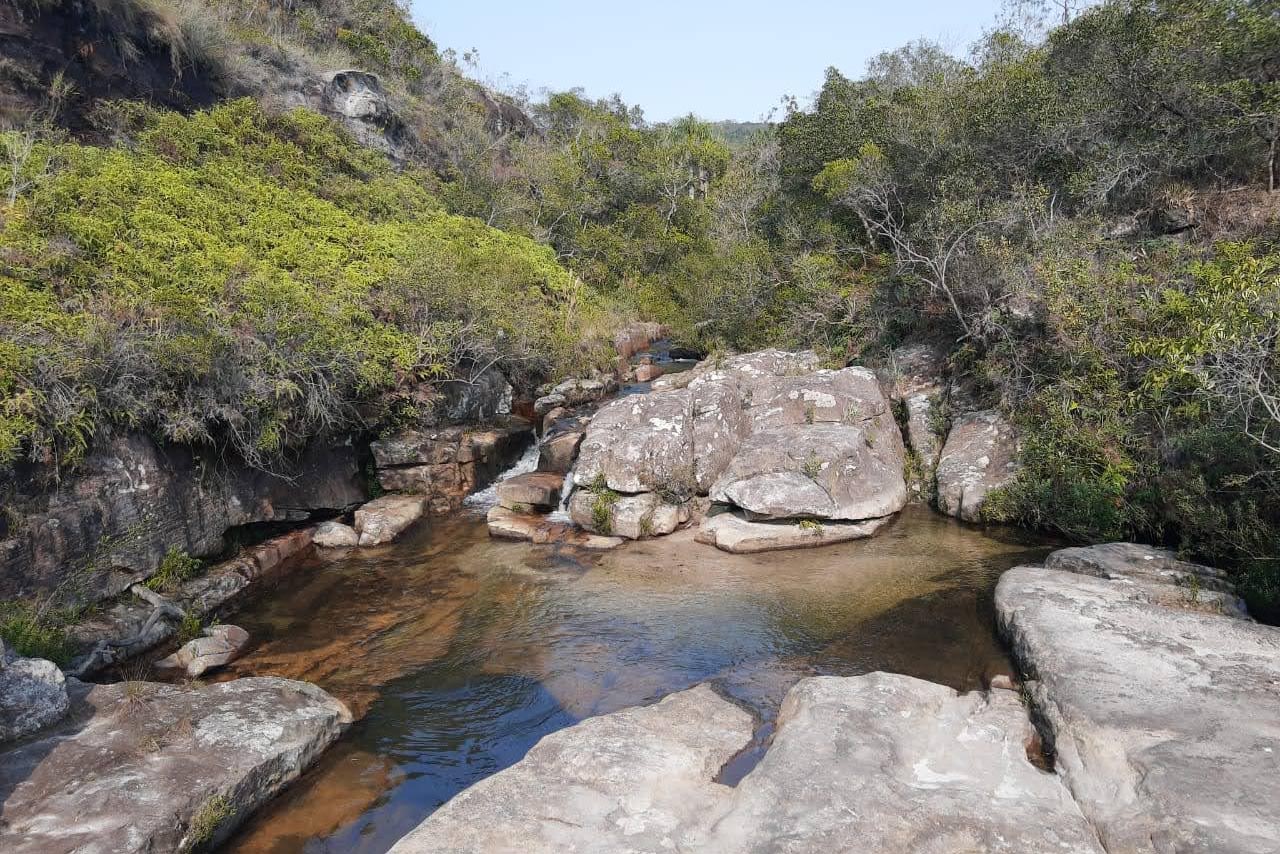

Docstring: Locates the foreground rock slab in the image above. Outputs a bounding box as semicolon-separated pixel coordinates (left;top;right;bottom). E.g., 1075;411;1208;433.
0;676;351;853
997;553;1280;853
695;511;890;554
155;624;252;678
388;684;753;854
388;673;1101;853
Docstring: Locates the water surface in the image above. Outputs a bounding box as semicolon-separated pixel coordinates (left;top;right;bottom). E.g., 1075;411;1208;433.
221;505;1051;853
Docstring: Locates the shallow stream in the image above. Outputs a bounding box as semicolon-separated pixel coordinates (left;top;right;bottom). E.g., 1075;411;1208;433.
219;504;1051;852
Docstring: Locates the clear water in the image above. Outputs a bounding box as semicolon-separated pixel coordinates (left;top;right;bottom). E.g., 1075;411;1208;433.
219;506;1052;853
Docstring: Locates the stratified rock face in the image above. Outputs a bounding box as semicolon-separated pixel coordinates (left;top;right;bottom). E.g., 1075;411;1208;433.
371;421;532;514
0;652;69;744
387;684;754;854
0;677;351;853
387;674;1102;854
706;674;1103;853
935;409;1020;522
354;495;427;546
0;432;365;605
997;552;1280;854
695;511;890;554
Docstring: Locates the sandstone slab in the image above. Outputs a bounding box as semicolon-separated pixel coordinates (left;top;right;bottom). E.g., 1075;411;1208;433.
0;676;351;853
997;561;1280;853
496;472;564;511
936;409;1019;522
695;511;891;554
486;506;624;550
387;685;753;854
354;494;426;546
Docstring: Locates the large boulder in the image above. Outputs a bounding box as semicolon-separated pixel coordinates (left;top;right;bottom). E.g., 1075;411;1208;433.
353;495;426;546
0;650;69;744
0;676;351;852
573;391;694;494
387;674;1102;853
997;550;1280;853
935;409;1020;522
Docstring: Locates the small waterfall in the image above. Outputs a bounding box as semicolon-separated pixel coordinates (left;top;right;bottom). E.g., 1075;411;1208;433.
546;463;576;523
463;441;541;509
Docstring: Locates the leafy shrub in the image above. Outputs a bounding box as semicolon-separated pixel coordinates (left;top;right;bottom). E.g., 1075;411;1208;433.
0;100;606;474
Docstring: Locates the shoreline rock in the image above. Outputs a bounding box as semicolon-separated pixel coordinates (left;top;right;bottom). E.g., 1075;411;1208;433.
0;676;351;853
695;511;892;554
997;544;1280;853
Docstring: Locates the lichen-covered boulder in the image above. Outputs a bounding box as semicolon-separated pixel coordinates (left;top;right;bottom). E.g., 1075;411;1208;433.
935;409;1020;522
573;391;694;494
0;650;69;744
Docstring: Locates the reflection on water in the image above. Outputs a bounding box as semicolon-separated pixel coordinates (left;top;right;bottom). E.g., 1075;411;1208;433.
222;506;1052;853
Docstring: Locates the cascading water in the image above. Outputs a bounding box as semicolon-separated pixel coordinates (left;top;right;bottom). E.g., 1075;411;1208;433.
546;463;576;523
463;441;541;509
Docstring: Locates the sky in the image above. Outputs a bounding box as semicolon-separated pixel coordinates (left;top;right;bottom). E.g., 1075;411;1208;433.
410;1;1010;123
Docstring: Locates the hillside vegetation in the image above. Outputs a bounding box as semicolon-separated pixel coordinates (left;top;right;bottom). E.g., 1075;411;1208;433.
0;0;1277;618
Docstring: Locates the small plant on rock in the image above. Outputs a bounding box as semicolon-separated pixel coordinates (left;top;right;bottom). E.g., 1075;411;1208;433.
801;452;824;480
798;518;824;534
146;547;201;594
185;794;234;850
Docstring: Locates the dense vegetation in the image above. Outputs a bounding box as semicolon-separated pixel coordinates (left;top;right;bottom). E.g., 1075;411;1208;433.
0;0;1277;620
0;100;606;474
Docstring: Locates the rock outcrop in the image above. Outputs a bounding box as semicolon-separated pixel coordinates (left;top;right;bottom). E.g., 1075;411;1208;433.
322;70;413;160
0;647;69;744
0;676;351;853
388;673;1102;853
566;350;907;549
878;343;948;495
997;545;1280;853
935;409;1020;522
0;432;364;605
371;420;533;514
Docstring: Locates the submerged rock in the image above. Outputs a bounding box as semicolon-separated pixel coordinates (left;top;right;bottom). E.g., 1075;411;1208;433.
695;511;891;554
486;506;624;550
935;409;1020;522
388;673;1101;853
0;676;351;852
354;494;427;546
997;552;1280;853
0;650;69;744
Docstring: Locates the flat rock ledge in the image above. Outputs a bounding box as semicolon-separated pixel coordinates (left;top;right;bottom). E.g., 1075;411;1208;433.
0;676;351;853
388;673;1102;854
695;511;891;554
997;543;1280;853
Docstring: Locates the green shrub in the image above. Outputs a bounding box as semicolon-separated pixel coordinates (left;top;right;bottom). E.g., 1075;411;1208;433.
146;547;202;593
0;601;75;664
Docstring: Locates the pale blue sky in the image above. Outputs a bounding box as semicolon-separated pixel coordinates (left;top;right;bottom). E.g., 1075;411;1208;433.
410;1;1008;122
